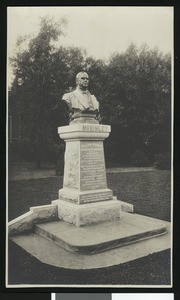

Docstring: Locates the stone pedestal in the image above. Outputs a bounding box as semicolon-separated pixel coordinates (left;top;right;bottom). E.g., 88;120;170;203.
8;120;133;236
57;122;121;226
8;119;168;267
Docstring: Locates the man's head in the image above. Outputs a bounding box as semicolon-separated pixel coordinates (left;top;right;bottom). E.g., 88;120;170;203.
76;72;89;90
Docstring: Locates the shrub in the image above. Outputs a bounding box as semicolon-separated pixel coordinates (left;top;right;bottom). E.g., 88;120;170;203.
8;139;32;162
131;150;151;167
55;158;64;175
46;142;65;164
154;153;171;170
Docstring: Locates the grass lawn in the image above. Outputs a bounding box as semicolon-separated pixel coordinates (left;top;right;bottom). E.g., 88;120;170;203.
8;170;171;286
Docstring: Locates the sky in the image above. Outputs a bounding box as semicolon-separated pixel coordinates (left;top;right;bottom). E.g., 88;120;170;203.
7;6;173;84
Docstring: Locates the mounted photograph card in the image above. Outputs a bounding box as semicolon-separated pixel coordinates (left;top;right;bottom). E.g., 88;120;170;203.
7;6;173;287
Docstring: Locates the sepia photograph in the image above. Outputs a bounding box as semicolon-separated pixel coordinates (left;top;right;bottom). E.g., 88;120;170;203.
7;6;173;287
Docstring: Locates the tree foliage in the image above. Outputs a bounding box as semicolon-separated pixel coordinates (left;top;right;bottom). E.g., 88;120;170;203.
10;17;85;167
101;43;171;165
9;19;171;168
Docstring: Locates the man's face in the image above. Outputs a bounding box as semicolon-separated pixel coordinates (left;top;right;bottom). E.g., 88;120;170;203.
77;73;89;89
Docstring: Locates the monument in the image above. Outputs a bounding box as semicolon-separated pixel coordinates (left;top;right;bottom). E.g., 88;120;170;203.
55;71;121;226
8;72;169;272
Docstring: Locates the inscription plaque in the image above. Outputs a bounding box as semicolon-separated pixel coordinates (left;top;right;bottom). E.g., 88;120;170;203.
80;141;107;191
82;124;109;132
80;191;113;204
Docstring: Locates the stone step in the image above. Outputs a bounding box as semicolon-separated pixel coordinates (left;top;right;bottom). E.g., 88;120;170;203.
34;212;167;254
10;219;171;270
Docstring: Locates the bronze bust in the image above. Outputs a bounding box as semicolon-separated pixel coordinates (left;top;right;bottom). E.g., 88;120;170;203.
62;72;100;124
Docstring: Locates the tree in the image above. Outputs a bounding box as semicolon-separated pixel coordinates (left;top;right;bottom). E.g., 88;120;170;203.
10;25;171;168
101;43;171;165
10;17;86;168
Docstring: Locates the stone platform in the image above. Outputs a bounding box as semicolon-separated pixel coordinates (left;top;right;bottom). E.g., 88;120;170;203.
35;212;167;254
10;212;170;269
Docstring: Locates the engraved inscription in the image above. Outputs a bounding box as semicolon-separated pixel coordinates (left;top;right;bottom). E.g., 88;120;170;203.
80;141;107;191
82;124;108;132
80;191;113;204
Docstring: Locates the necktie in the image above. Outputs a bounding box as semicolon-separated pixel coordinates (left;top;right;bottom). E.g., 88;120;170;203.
86;93;94;110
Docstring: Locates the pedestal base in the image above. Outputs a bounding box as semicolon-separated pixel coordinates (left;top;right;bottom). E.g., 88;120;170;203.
34;212;167;254
59;188;113;205
52;199;121;227
10;212;168;264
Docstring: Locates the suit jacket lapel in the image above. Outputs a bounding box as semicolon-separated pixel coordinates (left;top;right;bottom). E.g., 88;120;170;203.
73;89;89;109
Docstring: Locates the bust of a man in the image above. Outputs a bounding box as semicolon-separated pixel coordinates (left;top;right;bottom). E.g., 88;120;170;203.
62;72;99;123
